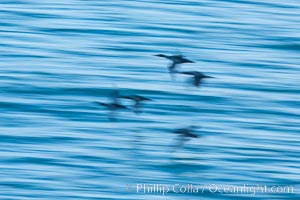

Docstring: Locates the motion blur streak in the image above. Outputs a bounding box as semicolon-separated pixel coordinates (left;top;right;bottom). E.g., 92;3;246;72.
0;0;299;199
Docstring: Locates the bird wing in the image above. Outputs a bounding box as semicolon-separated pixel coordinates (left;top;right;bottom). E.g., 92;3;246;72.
97;102;108;107
168;61;178;72
194;76;202;87
186;132;198;138
138;96;151;101
172;55;194;63
173;135;189;149
115;103;127;109
133;101;140;114
120;95;132;100
180;71;194;75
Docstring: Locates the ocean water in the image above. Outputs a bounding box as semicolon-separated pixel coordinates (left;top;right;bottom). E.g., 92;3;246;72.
0;0;300;199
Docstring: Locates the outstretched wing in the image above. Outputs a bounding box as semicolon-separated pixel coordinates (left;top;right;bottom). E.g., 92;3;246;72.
173;135;191;149
97;102;108;108
168;61;179;73
133;101;141;114
180;71;195;75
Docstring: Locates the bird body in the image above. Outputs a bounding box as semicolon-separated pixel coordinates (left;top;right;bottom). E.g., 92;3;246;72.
155;54;194;64
121;95;151;102
97;102;127;111
120;95;151;114
179;71;213;87
174;128;199;139
97;101;127;121
173;126;200;148
155;54;194;73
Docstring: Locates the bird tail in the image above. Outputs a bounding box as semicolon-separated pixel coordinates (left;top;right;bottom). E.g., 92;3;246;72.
186;59;194;63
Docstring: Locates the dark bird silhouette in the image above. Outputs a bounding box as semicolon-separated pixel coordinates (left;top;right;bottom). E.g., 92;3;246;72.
96;88;125;121
173;126;200;148
179;71;213;87
97;102;127;111
96;102;127;121
120;95;151;114
155;54;194;73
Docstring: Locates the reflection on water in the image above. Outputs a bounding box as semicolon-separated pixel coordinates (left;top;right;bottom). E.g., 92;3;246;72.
0;0;300;199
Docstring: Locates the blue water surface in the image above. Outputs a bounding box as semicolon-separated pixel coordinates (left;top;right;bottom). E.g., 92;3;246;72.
0;0;300;199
